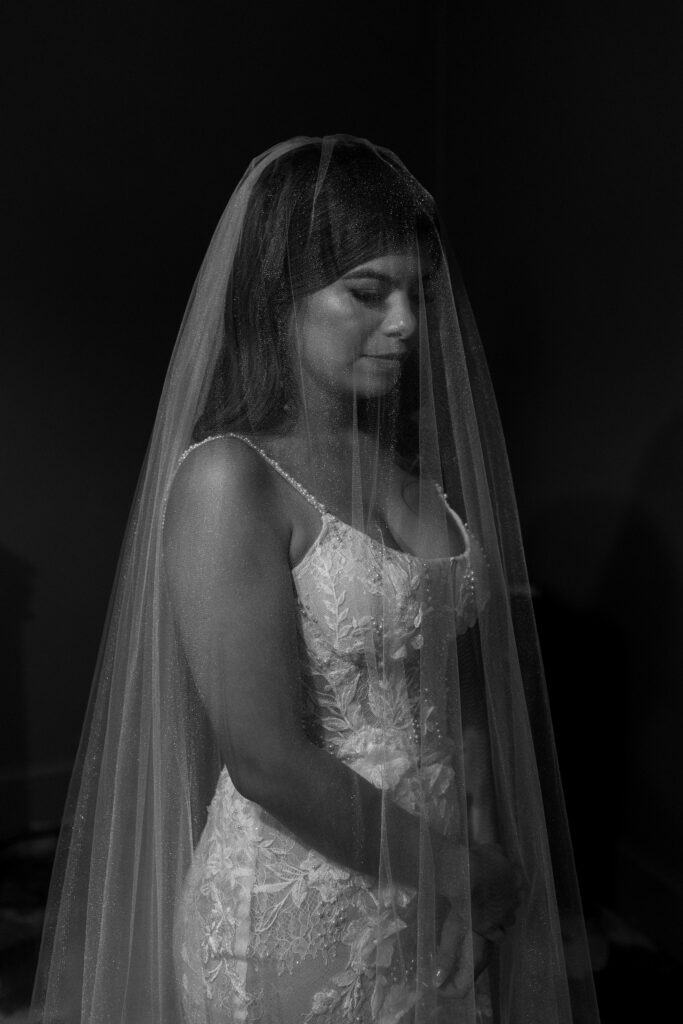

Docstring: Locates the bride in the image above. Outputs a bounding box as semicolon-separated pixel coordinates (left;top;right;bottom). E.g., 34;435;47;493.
31;137;600;1024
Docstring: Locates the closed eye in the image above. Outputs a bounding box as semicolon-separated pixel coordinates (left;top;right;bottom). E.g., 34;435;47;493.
346;277;433;310
349;288;385;306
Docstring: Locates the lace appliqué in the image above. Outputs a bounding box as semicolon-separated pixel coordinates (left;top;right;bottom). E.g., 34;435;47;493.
177;773;366;1017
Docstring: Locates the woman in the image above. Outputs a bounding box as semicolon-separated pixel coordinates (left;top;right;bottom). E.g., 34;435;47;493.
32;137;600;1024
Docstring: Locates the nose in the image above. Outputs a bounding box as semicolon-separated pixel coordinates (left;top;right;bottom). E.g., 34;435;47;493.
383;290;417;343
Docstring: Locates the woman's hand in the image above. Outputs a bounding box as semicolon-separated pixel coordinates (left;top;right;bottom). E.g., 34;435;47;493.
434;907;494;998
433;840;523;995
468;842;523;941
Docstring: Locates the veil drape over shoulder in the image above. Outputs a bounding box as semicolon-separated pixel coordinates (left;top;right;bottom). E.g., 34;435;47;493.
31;137;600;1024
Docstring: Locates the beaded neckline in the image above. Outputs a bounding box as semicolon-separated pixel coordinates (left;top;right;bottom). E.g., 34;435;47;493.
291;513;468;580
179;433;471;568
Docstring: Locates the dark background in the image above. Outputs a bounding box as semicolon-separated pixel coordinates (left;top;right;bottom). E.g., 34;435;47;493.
1;0;682;992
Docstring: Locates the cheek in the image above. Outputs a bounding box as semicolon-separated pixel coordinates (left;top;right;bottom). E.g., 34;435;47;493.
317;308;368;359
325;294;366;335
297;293;350;344
294;291;377;370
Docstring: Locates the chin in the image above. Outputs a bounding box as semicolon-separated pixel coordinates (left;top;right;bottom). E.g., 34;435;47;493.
354;383;400;402
353;369;402;399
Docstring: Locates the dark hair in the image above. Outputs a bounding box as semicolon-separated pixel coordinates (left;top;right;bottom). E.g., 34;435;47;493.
193;138;440;441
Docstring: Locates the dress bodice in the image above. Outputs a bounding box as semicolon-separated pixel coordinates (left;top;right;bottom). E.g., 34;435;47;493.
293;510;485;835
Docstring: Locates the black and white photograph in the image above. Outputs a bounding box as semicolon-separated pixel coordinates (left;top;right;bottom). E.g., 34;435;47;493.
1;3;681;1021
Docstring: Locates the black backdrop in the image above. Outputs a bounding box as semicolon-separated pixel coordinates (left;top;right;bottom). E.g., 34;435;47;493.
2;0;682;961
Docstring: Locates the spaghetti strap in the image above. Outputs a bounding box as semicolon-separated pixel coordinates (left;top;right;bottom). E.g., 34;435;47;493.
226;433;327;515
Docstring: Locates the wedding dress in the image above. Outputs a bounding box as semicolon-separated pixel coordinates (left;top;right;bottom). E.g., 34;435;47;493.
174;435;490;1024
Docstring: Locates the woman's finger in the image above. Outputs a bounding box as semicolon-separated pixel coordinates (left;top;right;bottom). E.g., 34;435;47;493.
439;933;489;998
481;925;505;944
433;907;463;989
474;937;493;980
449;938;474;998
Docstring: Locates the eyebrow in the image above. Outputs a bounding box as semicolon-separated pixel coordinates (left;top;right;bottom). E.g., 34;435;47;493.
343;269;432;286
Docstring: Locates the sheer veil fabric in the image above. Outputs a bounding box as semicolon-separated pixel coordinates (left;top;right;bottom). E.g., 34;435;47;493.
32;137;600;1023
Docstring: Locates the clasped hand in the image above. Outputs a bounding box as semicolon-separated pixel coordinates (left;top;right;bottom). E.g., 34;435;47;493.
433;842;524;998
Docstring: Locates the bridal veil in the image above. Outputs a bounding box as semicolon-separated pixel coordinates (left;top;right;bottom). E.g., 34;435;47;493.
31;136;600;1024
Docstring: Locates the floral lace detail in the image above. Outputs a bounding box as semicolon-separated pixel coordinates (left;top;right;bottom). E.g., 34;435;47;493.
175;514;489;1023
302;887;417;1024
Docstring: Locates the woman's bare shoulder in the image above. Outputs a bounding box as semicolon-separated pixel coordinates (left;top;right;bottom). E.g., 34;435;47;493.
165;434;288;545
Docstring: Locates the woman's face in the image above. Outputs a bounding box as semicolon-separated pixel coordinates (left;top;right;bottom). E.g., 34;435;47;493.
293;252;427;403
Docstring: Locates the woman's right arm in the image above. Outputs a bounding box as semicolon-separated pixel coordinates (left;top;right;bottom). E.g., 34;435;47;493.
163;437;436;887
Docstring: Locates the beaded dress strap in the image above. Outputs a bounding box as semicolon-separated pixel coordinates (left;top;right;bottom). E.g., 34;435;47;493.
225;433;327;515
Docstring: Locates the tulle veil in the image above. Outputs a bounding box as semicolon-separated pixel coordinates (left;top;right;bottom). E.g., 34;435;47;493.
31;136;600;1023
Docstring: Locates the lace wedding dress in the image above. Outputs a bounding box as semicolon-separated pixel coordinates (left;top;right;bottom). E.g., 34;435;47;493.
174;436;490;1024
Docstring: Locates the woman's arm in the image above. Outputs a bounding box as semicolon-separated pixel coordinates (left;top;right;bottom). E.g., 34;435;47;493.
163;436;438;890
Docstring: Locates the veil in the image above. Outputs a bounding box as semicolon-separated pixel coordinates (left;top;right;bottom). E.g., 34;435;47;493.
31;136;600;1023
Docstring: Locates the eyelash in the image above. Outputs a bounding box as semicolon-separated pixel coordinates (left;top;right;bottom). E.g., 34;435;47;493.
350;289;384;306
350;290;430;313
